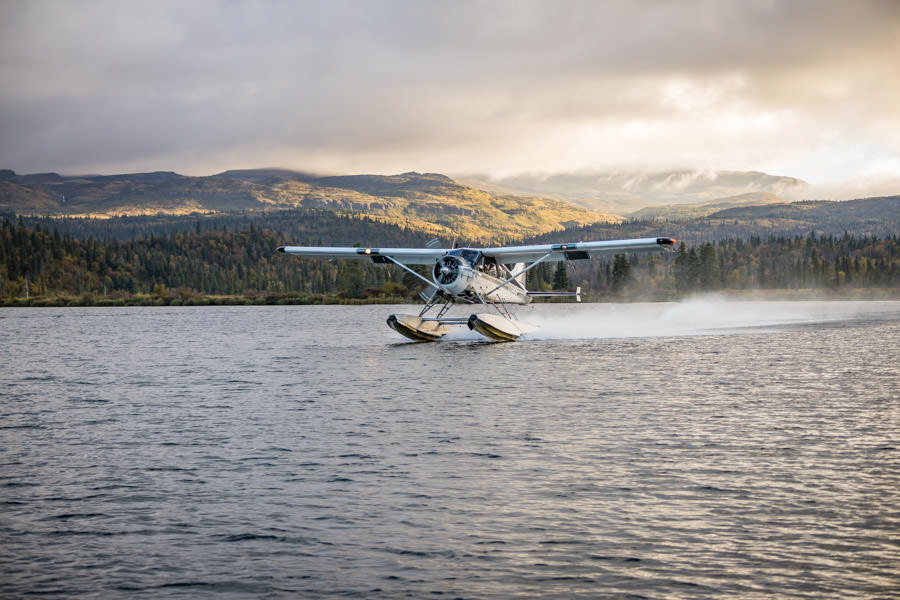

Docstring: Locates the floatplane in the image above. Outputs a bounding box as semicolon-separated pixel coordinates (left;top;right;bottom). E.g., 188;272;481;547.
277;236;676;342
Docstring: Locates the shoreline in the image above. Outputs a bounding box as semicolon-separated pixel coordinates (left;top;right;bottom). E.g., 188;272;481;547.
2;288;898;308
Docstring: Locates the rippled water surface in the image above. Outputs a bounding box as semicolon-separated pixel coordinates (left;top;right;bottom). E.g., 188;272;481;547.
2;299;899;598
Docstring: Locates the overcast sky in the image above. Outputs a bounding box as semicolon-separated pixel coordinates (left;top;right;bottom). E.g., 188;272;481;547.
1;0;899;196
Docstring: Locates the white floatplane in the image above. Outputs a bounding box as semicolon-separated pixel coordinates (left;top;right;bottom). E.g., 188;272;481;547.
277;236;676;342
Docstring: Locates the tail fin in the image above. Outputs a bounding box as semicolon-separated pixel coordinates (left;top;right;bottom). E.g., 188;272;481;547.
512;262;527;289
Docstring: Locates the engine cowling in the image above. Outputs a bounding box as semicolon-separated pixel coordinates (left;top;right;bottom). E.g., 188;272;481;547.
432;255;475;295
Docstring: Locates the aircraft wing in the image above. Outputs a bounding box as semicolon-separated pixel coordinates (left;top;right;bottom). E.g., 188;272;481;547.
482;237;676;264
277;245;446;265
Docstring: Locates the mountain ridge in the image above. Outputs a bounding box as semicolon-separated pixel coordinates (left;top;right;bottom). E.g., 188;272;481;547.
3;167;897;244
0;168;616;243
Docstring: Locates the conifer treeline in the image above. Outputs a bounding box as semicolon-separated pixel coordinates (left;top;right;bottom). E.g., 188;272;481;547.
1;216;898;302
671;236;900;291
0;214;430;301
541;234;900;298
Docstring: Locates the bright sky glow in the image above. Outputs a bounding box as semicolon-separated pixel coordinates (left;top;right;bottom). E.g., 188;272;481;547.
1;0;898;198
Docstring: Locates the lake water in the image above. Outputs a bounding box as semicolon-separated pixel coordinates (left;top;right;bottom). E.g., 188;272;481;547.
2;299;899;598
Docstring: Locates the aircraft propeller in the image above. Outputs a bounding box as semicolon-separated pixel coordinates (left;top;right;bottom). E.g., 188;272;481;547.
435;256;461;285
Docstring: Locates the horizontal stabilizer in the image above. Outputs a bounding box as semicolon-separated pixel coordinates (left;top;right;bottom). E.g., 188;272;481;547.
527;286;581;302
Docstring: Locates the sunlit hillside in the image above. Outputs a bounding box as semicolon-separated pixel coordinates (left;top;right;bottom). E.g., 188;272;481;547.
0;169;617;243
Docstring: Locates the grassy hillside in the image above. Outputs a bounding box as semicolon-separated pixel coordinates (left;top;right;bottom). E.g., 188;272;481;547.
0;169;615;243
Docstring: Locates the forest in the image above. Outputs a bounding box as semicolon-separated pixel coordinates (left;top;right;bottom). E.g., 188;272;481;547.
2;210;898;306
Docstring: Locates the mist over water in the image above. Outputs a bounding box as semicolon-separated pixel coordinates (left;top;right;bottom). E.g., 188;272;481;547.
524;296;900;340
1;301;899;598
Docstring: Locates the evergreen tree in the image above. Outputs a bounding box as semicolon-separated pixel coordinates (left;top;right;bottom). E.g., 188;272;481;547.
552;261;570;289
673;242;691;292
699;242;720;290
610;254;633;294
527;260;552;291
336;259;365;298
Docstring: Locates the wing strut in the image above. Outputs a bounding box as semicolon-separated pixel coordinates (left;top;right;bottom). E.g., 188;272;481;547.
381;255;439;291
483;252;553;298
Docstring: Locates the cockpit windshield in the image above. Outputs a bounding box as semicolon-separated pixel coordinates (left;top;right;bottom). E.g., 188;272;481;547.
446;248;483;266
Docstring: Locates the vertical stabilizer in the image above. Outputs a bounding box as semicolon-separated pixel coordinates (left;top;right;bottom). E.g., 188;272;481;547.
513;263;527;289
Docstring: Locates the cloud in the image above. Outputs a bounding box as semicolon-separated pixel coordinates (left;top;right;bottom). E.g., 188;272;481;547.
1;0;899;197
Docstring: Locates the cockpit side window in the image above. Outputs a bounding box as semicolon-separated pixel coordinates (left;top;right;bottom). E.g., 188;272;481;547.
447;248;483;266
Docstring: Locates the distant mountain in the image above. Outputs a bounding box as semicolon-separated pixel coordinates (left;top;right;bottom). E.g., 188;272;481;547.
5;166;896;244
630;192;788;220
457;169;809;214
214;168;319;184
647;194;900;240
0;168;614;243
707;195;900;233
522;194;900;247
